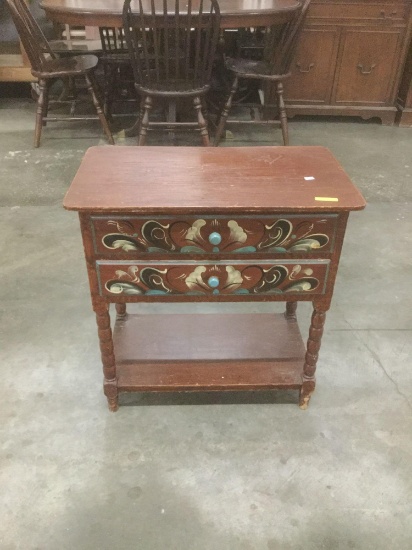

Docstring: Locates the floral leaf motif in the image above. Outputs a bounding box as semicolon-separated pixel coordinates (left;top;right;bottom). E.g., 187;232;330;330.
180;245;206;254
185;219;207;245
252;265;289;293
223;266;243;292
107;220;135;234
289;265;301;280
227;220;248;245
288;235;329;252
284;278;319;292
105;281;142;295
141;221;174;251
185;266;208;292
258;220;293;250
140;267;171;293
102;234;142;251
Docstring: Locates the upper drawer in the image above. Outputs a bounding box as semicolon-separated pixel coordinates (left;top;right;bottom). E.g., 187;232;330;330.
90;214;338;256
309;3;409;23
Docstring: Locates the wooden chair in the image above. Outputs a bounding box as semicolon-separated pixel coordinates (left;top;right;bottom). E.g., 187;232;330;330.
5;0;114;147
122;0;221;146
99;27;137;119
214;0;311;146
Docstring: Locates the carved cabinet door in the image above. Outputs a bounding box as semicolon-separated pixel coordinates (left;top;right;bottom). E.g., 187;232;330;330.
284;26;340;104
333;27;403;105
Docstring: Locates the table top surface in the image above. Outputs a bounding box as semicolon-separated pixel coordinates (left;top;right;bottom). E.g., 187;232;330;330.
64;146;366;213
40;0;300;17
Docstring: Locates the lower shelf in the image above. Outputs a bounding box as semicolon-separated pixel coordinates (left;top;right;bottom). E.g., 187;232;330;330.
113;312;306;392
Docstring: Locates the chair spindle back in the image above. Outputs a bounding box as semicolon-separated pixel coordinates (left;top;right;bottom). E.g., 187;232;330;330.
5;0;56;73
99;27;128;52
123;0;221;92
270;0;311;75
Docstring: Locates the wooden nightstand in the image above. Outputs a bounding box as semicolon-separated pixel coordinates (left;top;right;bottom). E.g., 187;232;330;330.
64;146;366;411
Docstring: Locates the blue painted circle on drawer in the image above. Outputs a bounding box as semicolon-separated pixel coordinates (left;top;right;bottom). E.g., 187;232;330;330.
208;276;220;288
208;232;222;246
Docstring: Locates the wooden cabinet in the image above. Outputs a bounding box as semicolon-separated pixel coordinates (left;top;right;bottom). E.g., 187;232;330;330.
396;38;412;125
284;0;412;125
64;145;366;411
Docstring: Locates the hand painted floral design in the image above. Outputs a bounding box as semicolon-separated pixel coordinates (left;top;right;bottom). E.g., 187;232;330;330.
101;261;328;296
96;215;336;254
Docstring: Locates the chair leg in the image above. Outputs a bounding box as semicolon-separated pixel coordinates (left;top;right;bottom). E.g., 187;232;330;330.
84;71;115;145
138;96;152;146
167;99;177;143
214;75;239;146
42;81;50;127
194;96;210;147
104;64;116;121
276;81;289;146
34;78;47;148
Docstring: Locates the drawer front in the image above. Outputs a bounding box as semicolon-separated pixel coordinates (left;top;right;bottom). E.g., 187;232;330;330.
97;260;330;297
309;3;408;23
91;214;338;256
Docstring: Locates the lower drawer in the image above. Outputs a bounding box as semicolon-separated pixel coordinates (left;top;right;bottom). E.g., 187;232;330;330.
96;260;330;297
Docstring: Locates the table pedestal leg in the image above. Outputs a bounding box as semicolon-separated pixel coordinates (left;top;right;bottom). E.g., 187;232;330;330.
299;304;327;409
95;302;118;411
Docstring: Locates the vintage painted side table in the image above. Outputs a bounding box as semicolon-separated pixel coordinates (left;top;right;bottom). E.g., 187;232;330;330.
63;146;366;411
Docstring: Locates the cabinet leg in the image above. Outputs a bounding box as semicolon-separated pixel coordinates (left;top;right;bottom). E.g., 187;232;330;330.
285;301;297;321
104;379;119;412
115;303;127;318
299;305;327;409
95;302;118;411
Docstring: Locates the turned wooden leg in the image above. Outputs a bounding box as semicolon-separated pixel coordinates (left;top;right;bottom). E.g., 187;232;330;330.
42;81;50;127
299;305;327;410
103;63;116;121
34;79;47;148
194;96;210;146
214;75;239;146
285;301;297;321
95;302;118;411
276;81;289;146
115;303;127;318
138;96;153;146
84;71;115;145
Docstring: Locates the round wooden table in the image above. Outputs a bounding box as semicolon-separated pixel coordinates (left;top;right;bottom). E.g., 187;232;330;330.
40;0;300;29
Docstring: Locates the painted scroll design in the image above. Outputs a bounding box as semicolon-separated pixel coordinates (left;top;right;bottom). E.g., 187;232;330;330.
101;218;331;254
104;263;322;296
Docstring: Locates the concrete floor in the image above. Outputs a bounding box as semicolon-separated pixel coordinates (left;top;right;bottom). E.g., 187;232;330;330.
0;98;411;550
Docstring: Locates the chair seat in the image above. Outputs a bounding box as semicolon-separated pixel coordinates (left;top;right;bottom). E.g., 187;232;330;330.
100;52;131;65
225;57;289;81
137;80;210;98
32;54;99;78
49;39;103;55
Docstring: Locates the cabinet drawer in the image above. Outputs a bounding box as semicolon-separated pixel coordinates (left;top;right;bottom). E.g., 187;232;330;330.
309;3;408;23
91;214;338;256
97;260;330;297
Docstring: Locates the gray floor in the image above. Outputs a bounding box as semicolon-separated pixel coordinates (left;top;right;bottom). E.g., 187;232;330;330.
0;98;411;550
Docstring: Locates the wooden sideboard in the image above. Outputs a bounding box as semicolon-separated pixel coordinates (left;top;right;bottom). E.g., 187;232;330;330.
284;0;412;125
64;146;366;411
